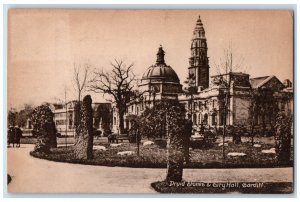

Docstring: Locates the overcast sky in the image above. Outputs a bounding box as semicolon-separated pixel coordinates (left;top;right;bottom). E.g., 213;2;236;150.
8;9;293;109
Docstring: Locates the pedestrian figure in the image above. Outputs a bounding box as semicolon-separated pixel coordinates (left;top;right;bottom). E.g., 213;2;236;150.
15;126;23;148
107;131;116;143
184;114;193;164
7;126;14;147
12;126;17;148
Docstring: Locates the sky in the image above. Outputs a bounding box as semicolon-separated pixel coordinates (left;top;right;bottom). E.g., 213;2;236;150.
7;9;293;109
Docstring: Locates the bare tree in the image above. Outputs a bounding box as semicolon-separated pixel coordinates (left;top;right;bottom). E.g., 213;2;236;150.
212;43;246;159
89;59;136;134
73;63;91;103
213;43;246;76
214;42;251;159
183;73;197;117
72;63;92;134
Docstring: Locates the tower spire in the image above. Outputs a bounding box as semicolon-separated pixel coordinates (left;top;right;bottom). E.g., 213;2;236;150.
188;16;210;90
156;45;165;65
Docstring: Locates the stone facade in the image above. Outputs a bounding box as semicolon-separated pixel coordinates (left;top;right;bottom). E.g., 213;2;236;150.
111;16;293;134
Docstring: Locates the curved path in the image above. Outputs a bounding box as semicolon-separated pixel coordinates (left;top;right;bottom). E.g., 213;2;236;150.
7;144;293;193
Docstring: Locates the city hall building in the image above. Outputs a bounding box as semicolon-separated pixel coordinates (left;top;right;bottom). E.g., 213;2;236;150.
112;16;293;133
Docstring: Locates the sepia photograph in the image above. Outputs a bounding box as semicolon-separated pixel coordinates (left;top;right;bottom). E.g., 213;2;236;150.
6;9;294;194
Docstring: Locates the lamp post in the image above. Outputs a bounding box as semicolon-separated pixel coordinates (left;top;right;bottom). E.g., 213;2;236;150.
222;88;228;159
184;74;196;124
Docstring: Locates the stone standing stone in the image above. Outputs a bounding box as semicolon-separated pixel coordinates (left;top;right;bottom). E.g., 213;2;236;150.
74;95;94;159
166;106;186;182
275;112;292;164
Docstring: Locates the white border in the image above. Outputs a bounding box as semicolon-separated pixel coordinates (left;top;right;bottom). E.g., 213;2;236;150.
1;0;299;201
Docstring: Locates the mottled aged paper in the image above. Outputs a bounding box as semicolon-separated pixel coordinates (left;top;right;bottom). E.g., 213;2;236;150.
7;9;293;194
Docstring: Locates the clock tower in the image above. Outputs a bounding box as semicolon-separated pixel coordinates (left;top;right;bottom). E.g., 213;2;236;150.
188;16;210;90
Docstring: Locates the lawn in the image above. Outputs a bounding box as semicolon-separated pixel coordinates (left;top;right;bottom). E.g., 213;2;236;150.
30;136;293;168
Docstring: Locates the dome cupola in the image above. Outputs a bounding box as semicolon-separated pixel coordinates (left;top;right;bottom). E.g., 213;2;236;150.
142;45;180;83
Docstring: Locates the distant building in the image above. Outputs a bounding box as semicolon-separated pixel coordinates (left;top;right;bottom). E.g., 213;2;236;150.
111;16;293;133
50;101;77;135
51;101;112;136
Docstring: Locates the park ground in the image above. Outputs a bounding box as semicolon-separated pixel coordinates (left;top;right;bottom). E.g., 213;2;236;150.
27;135;293;168
7;144;293;194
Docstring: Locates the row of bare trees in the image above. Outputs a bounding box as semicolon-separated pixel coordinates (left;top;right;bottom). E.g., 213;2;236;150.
71;59;136;135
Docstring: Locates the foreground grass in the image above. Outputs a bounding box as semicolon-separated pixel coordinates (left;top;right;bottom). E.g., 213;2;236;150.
30;139;293;168
151;181;293;194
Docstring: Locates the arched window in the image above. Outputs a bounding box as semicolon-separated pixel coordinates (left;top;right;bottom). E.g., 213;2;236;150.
212;113;217;126
203;114;208;125
193;114;197;125
198;114;202;124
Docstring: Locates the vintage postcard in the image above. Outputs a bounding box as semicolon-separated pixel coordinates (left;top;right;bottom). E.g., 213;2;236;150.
7;9;294;194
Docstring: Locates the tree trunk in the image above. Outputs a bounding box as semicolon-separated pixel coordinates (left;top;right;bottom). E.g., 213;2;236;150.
251;124;254;146
262;114;266;136
49;122;57;148
136;137;140;157
184;119;193;164
74;95;94;159
118;109;125;134
74;102;81;143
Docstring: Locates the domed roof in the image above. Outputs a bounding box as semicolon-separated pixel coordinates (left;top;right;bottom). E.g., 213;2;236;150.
142;46;180;83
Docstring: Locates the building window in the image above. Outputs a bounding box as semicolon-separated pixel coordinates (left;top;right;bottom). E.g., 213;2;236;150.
212;113;217;126
113;117;116;125
28;120;32;129
69;119;73;127
212;100;216;108
203;114;208;125
193;114;197;125
55;120;66;125
198;114;202;124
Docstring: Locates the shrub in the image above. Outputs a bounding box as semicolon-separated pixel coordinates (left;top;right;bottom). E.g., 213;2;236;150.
31;105;57;153
275;112;292;164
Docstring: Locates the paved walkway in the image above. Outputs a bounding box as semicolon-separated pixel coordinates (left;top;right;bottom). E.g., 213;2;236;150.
7;144;293;194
